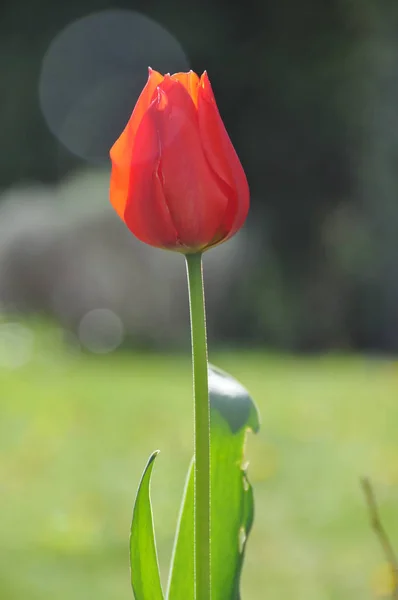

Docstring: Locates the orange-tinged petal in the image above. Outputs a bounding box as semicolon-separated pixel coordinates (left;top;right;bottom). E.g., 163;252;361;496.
170;70;200;106
123;96;179;248
198;72;249;239
110;68;163;219
154;77;228;248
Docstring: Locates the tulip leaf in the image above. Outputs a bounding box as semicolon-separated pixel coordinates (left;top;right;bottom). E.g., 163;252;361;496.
167;364;260;600
130;450;164;600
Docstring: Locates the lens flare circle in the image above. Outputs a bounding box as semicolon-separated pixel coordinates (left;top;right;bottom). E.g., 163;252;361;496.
39;10;189;164
78;308;124;354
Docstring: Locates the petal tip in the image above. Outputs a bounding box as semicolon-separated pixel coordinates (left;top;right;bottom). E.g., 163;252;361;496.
199;71;215;103
147;68;164;85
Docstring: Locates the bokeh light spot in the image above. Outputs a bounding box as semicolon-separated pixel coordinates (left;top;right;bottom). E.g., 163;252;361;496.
78;308;124;354
0;322;34;369
39;10;189;164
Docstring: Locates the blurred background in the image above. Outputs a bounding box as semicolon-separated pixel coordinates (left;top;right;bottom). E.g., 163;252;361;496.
1;1;398;599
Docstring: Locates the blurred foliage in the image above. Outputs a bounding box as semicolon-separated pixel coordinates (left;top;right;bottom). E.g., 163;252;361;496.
2;0;398;351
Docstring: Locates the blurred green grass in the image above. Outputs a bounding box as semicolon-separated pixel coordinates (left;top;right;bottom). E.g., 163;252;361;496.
1;326;398;599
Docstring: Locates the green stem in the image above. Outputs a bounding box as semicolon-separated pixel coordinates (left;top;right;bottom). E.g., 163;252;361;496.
185;252;211;600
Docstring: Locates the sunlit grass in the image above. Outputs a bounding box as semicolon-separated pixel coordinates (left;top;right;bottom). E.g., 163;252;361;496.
1;323;397;599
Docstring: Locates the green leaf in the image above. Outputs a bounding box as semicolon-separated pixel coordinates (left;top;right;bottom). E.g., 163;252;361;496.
130;450;164;600
166;459;194;600
167;364;260;600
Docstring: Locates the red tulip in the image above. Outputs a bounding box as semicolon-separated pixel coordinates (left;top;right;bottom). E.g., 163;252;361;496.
109;69;249;253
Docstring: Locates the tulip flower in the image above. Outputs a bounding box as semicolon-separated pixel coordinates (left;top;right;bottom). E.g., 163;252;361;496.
108;69;255;600
109;69;249;253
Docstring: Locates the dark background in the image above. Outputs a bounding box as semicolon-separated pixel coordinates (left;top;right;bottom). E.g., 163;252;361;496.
2;0;398;353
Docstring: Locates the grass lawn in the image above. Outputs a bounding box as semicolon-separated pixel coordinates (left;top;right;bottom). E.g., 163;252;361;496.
1;325;397;599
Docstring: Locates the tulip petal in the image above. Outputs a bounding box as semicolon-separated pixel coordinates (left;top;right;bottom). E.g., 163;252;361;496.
121;97;179;249
154;78;229;249
110;69;164;219
198;73;249;239
170;71;200;106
